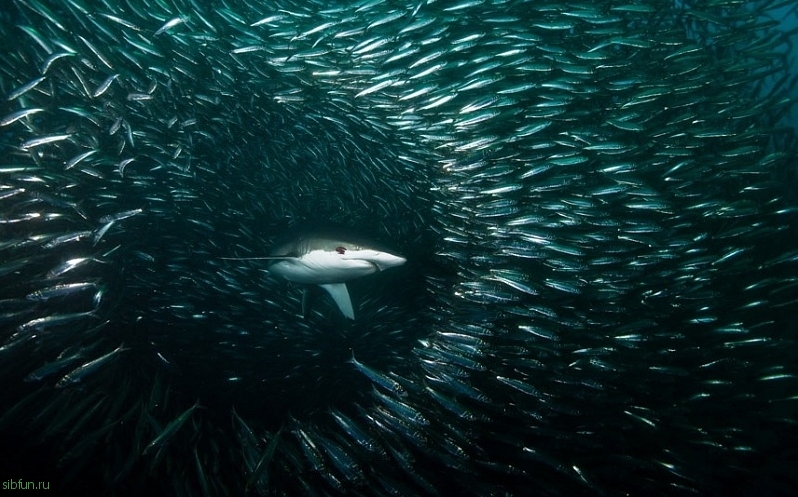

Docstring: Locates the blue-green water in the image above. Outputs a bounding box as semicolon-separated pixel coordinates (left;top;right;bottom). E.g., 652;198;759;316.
1;0;797;495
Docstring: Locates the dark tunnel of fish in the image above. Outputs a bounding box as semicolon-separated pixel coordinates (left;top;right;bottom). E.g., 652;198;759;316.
1;0;798;495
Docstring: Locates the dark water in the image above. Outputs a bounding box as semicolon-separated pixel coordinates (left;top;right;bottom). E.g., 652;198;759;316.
1;0;798;495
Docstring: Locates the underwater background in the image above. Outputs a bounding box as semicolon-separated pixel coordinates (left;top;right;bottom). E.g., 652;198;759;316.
1;0;797;495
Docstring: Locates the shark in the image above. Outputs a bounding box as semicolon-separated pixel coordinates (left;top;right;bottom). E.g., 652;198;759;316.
224;228;406;319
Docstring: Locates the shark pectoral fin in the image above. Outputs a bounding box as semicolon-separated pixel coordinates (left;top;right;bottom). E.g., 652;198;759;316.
319;283;355;320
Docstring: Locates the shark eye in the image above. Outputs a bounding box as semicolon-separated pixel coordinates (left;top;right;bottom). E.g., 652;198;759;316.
336;246;346;254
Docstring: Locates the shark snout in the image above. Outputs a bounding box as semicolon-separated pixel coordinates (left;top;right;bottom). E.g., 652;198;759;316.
344;249;406;271
373;252;406;271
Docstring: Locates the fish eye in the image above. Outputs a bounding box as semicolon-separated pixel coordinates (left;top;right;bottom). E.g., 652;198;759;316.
336;246;346;254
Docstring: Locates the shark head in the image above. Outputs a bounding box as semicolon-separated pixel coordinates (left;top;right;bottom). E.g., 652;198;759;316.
268;244;406;285
265;229;406;319
342;248;407;271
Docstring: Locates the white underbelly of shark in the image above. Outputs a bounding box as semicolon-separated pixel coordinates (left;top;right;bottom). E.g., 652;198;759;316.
268;250;381;284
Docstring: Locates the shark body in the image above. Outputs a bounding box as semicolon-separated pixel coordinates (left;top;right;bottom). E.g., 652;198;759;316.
265;229;406;319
